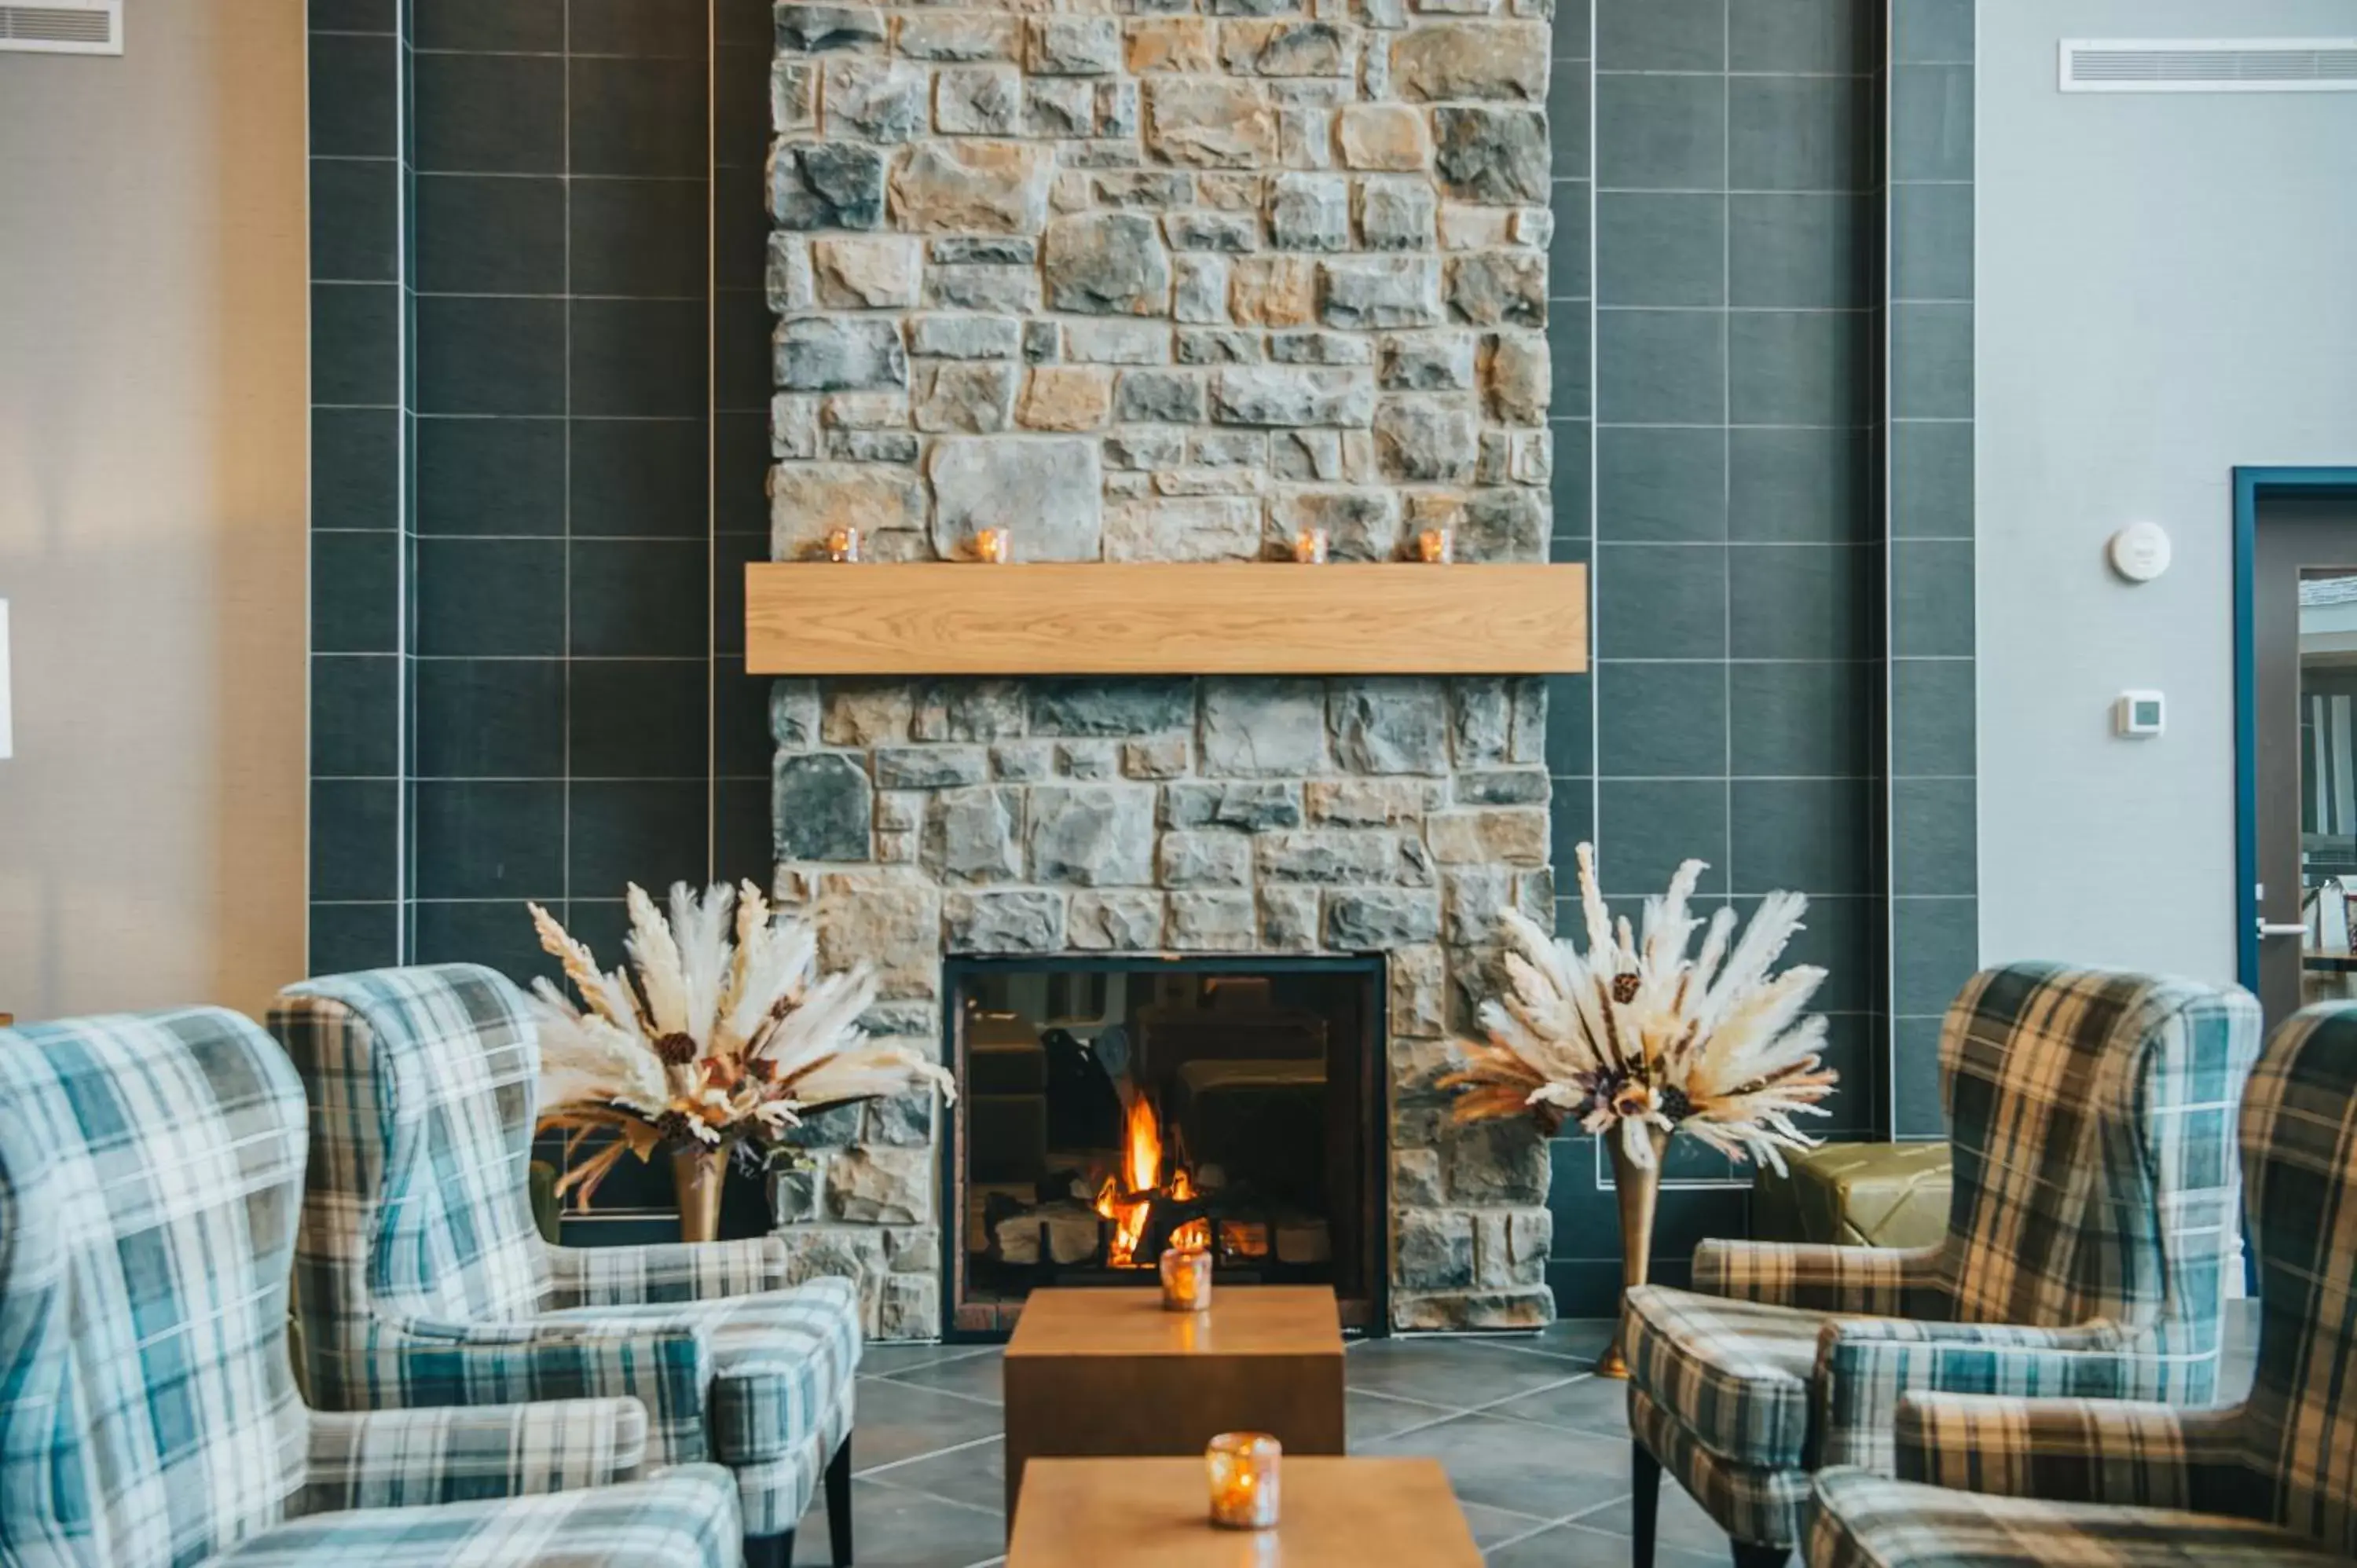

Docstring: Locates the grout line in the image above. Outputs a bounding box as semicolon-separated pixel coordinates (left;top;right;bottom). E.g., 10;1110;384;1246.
852;1431;1003;1482
872;1372;1006;1411
1483;1504;1601;1555
856;1475;1007;1521
1343;1386;1471;1417
1365;1405;1471;1445
559;0;574;926
706;0;720;884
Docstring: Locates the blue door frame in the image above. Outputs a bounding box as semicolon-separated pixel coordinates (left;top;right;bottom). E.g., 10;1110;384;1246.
2233;467;2357;994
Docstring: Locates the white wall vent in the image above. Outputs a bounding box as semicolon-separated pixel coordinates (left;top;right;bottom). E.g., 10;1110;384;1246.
2061;38;2357;92
0;1;121;55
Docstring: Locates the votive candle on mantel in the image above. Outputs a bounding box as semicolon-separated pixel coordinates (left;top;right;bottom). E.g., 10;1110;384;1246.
826;526;861;563
975;527;1013;563
1160;1244;1213;1312
1416;526;1455;564
1206;1432;1281;1530
1292;527;1330;564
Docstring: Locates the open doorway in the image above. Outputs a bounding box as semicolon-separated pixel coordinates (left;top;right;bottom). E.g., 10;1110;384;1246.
2236;470;2357;1031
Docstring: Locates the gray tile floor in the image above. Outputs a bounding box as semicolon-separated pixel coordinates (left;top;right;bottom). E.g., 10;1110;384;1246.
801;1302;2261;1567
796;1318;1727;1568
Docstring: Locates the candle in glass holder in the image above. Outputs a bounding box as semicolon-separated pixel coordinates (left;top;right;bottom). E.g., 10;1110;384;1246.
1160;1244;1213;1312
1292;527;1330;564
1206;1432;1281;1530
1416;526;1455;564
975;528;1013;563
826;526;862;563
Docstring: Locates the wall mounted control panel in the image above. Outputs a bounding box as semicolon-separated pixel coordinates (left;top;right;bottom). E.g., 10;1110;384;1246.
2114;690;2166;738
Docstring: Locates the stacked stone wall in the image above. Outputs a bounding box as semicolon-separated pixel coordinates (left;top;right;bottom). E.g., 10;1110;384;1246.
764;0;1558;1334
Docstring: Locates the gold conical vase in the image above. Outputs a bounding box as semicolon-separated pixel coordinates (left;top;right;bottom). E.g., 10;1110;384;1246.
671;1144;726;1244
1594;1123;1669;1379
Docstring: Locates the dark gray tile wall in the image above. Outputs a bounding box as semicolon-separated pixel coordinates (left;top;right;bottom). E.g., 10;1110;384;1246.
308;0;1972;1310
309;2;406;973
1886;0;1974;1138
401;0;713;981
1545;0;1899;1316
310;0;779;987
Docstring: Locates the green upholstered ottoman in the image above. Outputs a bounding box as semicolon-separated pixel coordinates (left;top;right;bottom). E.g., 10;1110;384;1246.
1750;1141;1952;1249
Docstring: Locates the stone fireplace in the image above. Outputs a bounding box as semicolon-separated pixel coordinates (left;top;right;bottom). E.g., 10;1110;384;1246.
761;0;1560;1335
769;676;1557;1335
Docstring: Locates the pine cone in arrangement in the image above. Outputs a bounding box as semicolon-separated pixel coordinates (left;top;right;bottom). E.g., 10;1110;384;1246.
651;1108;702;1145
652;1031;698;1065
1611;972;1641;1005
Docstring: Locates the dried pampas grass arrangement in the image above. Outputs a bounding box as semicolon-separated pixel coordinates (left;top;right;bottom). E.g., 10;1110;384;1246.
1441;842;1837;1173
530;879;955;1207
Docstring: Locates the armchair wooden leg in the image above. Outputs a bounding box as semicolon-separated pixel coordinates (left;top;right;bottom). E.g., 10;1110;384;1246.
746;1530;793;1568
1730;1541;1788;1568
827;1435;854;1566
1631;1441;1659;1568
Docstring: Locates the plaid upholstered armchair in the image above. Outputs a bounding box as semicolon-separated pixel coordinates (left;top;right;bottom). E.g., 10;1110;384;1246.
271;965;863;1568
0;1006;743;1568
1626;963;2262;1568
1809;999;2357;1568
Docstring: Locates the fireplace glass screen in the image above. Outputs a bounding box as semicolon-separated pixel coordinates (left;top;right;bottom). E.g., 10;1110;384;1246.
946;956;1384;1335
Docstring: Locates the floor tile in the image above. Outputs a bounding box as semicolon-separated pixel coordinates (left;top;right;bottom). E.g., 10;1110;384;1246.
1362;1409;1628;1519
1488;1519;1722;1568
799;1478;1001;1568
871;1435;1008;1519
1523;1319;1618;1361
852;1376;1008;1471
1459;1500;1563;1550
1571;1478;1732;1555
862;1342;996;1379
1348;1387;1460;1445
1347;1337;1588;1411
1484;1372;1629;1435
883;1347;1005;1406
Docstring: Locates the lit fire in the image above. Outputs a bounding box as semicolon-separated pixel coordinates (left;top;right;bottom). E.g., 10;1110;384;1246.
1094;1094;1205;1266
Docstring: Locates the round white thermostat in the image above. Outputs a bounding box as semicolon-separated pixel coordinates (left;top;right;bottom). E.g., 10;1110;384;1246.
2107;522;2172;583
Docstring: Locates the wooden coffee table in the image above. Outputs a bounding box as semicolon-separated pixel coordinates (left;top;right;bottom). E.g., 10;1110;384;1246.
1001;1286;1347;1519
1008;1456;1481;1566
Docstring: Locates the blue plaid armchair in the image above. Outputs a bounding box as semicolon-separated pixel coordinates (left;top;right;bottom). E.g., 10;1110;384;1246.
0;1005;742;1568
1626;963;2262;1566
270;964;863;1568
1809;999;2357;1568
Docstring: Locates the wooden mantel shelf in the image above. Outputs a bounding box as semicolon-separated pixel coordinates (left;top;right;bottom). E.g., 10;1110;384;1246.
743;562;1588;676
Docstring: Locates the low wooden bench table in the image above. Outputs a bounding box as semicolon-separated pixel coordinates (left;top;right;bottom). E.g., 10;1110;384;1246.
1009;1456;1480;1566
1001;1285;1347;1520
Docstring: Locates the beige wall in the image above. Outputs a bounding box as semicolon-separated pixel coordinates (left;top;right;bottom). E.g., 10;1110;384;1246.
0;2;309;1020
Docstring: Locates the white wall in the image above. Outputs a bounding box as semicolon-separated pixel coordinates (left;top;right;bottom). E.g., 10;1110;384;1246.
0;2;309;1020
1977;0;2357;982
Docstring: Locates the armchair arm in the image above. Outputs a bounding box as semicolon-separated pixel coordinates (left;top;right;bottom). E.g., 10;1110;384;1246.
1894;1391;2251;1512
1816;1317;2156;1471
1692;1239;1947;1314
541;1234;791;1307
302;1398;649;1513
353;1316;718;1466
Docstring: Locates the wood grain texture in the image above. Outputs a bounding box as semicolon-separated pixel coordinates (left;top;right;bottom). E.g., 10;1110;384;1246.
1008;1458;1482;1567
1002;1288;1347;1523
742;562;1589;676
1005;1286;1346;1359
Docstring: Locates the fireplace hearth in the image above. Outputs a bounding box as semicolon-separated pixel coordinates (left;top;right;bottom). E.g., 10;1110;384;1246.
946;955;1384;1335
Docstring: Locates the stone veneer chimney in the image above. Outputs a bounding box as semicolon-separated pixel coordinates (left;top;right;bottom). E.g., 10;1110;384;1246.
763;0;1559;1335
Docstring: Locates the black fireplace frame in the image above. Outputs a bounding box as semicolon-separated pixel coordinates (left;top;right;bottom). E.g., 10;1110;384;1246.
937;951;1391;1342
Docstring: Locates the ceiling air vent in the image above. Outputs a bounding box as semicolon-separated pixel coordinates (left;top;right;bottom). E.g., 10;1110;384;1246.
2061;38;2357;92
0;0;121;54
